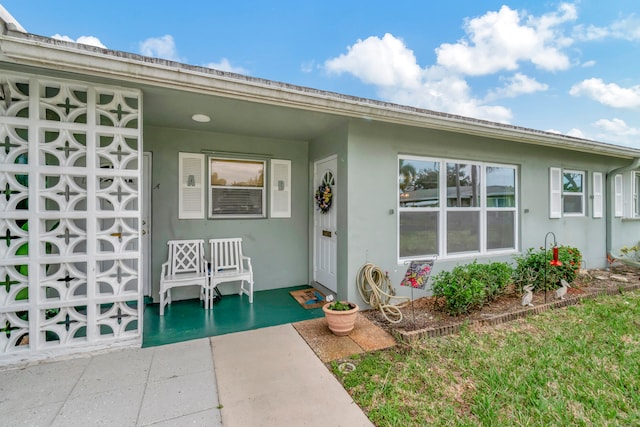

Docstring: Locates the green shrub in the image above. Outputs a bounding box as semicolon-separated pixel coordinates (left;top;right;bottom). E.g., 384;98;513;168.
512;245;582;291
476;261;513;302
431;261;513;316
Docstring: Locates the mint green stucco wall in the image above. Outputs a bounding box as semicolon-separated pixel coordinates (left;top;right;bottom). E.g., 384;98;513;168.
144;120;639;306
343;121;640;303
145;125;309;301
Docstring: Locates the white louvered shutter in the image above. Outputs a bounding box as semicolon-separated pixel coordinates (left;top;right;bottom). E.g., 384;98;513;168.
614;174;623;217
178;152;205;219
592;172;603;218
549;167;562;218
270;159;291;218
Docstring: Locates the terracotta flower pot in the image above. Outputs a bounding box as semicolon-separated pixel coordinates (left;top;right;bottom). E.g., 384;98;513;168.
322;302;359;336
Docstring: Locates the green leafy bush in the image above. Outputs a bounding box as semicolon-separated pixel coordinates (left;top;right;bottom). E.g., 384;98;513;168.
512;245;582;291
431;261;513;316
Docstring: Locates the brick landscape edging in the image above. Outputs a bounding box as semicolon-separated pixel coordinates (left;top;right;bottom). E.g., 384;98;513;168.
393;283;640;343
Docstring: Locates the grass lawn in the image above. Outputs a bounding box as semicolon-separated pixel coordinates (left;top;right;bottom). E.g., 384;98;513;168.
333;291;640;426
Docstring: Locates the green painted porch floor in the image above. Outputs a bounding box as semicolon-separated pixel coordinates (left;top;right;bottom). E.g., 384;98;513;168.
142;285;325;348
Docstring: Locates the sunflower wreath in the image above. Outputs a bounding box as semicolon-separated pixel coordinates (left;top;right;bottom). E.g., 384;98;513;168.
315;184;333;213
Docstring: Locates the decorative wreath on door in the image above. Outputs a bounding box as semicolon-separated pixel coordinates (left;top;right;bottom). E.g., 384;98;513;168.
315;184;333;214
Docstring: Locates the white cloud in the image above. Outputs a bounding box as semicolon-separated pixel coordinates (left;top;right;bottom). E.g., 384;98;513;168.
610;15;640;41
51;33;106;48
485;73;548;101
546;127;586;139
581;60;596;68
594;118;640;147
324;34;511;122
572;24;610;41
322;4;584;124
566;128;586;139
435;4;575;75
570;78;640;108
300;60;315;74
139;35;180;61
574;15;640;41
595;118;640;135
205;58;248;75
381;71;513;123
325;33;422;88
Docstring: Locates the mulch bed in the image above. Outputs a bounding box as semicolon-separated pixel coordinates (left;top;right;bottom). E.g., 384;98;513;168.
361;265;640;343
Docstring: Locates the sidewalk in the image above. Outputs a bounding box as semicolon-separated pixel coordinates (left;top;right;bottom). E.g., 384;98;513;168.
212;324;373;427
0;324;373;426
0;338;222;426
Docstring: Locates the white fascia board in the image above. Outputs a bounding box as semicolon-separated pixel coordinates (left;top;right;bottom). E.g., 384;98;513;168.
2;33;640;160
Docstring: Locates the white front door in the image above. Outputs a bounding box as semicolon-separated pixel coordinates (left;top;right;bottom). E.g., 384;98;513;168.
313;155;338;293
142;152;152;297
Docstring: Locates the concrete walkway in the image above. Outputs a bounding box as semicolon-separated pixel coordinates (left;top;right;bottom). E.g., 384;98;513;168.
212;324;373;426
0;324;372;426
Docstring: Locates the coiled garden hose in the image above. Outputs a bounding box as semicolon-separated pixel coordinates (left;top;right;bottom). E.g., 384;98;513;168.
356;263;410;323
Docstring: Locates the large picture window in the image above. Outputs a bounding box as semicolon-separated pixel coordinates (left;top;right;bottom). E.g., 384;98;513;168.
209;158;265;218
398;156;517;261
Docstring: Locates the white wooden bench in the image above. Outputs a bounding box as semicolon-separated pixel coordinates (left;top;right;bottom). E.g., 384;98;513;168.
209;238;254;303
159;239;210;315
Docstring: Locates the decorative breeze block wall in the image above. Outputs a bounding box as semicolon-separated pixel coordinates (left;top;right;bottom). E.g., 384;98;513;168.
0;72;142;364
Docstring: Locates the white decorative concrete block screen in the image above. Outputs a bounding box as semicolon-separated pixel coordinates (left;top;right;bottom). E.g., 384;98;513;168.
0;72;142;365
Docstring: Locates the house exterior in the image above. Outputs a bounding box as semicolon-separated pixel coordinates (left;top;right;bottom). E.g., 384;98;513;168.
1;10;639;365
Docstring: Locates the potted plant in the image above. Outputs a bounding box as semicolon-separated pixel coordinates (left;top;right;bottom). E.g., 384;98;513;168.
322;299;359;336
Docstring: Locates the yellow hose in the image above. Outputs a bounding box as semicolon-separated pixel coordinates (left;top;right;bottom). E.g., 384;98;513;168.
356;263;410;323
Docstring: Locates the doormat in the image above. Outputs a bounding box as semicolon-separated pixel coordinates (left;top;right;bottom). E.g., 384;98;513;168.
289;288;327;309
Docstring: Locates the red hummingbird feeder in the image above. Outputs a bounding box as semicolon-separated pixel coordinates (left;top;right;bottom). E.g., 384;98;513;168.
550;246;563;266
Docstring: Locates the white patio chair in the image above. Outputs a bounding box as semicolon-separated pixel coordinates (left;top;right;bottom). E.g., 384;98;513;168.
159;239;210;315
209;238;254;303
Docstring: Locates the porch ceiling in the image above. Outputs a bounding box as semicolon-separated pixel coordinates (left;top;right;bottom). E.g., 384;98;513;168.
141;84;348;141
0;61;348;142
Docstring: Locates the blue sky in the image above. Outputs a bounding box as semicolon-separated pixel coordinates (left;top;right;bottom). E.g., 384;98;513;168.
2;1;639;147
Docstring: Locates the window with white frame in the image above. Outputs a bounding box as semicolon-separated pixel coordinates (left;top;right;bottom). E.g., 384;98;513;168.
398;156;517;261
562;170;585;216
549;168;586;217
209;158;266;218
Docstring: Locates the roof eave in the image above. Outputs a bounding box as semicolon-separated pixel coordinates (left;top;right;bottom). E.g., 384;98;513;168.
1;32;638;159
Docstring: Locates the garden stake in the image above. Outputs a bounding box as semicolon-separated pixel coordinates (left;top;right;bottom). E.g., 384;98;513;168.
544;231;562;303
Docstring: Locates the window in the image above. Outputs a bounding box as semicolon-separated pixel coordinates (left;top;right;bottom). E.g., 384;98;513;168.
398;156;517;261
486;166;517;250
399;159;439;257
446;162;481;253
209;158;265;218
549;168;586;217
562;170;585;216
